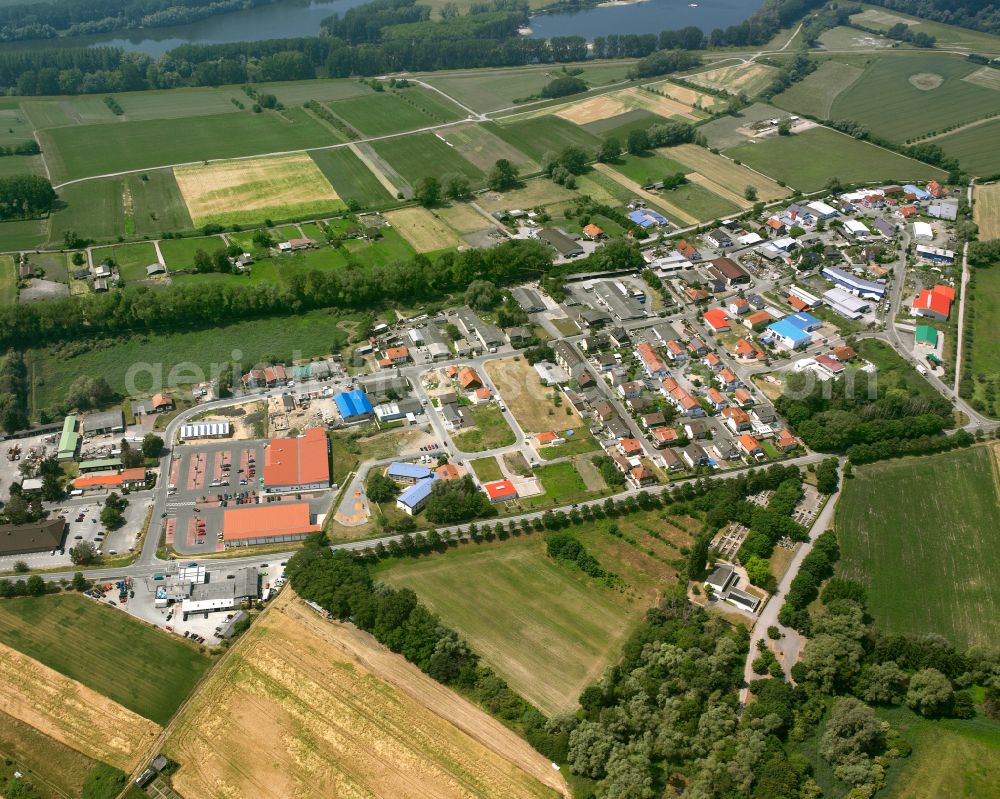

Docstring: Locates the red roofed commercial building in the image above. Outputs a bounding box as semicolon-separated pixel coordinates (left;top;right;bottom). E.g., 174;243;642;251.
73;467;147;491
484;480;518;502
263;427;330;493
911;284;954;321
703;308;731;333
222;503;320;548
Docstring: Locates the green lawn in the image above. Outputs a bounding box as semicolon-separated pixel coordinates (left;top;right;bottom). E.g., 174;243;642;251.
372;133;485;187
379;508;693;713
657;180;740;221
91;242;159;282
533;461;592;504
726;127;945;191
327;89;464;137
452;404;516;452
490;115;602;163
966;263;1000;414
537;428;600;460
0;255;16;304
470;456;504;482
937;118;1000;177
27;309;350;415
309;147;395;207
39;107;336;183
158;235;228;270
829;53;1000;143
773;60;864;120
0;217;48;251
27;251;71;283
836;446;1000;649
609;151;688;186
0;594;210;725
855;339;941;402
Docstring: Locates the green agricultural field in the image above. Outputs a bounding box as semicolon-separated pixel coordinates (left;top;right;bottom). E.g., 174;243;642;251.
47;179;126;247
0;709;99;799
0;255;16;304
422;61;632;114
0;594;210;725
91;241;159;282
379;510;693;713
490;115;602;163
658;180;740;221
850;5;1000;51
937;118;1000;177
39;107;336;183
0;153;45;178
966;262;1000;414
698;102;788;150
372;133;484;187
309;147;395;206
452;404;516;452
128;170;194;236
836;446;1000;649
610;151;688;186
27;308;351;414
583;108;662;141
0;217;48;251
159;236;228;271
0;106;36;146
327;88;464;137
829;54;1000;142
726;127;945;191
439;122;538;172
773;60;864;120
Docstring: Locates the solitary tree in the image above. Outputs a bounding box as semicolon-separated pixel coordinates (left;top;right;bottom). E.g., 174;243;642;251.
744;184;758;201
414;176;441;207
141;433;164;459
487;159;519;191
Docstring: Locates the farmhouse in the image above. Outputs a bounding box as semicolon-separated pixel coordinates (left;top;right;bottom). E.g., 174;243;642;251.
0;517;65;556
222;503;320;548
262;428;330;493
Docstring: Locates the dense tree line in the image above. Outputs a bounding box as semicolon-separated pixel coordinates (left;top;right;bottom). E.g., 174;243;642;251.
0;0;283;41
0;350;29;433
0;175;56;220
545;531;619;585
286;537;567;759
867;0;1000;36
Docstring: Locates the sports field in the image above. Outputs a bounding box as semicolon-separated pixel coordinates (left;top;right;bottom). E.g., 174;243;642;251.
381;513;694;713
39;108;335;183
165;590;564;799
773;60;864;120
490;115;601;163
667;143;790;201
308;147;396;206
0;594;210;725
836;446;1000;648
829;54;1000;142
937;117;1000;176
439;122;538;172
384;206;462;252
974;182;1000;240
726;127;945;191
485;356;585;434
174;153;345;227
372;132;485;187
0;641;159;772
328;88;465;136
91;241;159;282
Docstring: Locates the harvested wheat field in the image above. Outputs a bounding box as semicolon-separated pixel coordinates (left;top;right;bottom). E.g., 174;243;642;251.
437;202;494;235
0;642;160;772
650;81;725;112
385;206;462;252
667;143;790;201
555;93;629;124
174;153;345;226
166;589;566;799
619;87;699;120
689;63;779;96
974;182;1000;240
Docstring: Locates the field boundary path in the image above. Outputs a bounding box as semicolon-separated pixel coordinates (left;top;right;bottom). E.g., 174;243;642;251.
739;469;844;705
954;182;974;395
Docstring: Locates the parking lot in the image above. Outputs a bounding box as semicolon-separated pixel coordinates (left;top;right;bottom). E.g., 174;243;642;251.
162;439;331;555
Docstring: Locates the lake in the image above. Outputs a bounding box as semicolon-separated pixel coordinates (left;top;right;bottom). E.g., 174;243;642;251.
526;0;764;39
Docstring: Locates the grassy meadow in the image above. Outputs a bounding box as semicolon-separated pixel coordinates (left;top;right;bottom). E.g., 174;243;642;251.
0;594;210;724
373;132;485;187
309;147;396;206
0;255;16;304
938;118;1000;177
773;60;864;120
966;262;1000;414
490;115;602;163
835;446;1000;648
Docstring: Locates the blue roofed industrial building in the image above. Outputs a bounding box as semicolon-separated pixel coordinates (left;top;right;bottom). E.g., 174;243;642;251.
786;311;821;331
765;318;813;350
628;209;669;228
396;475;438;515
387;462;433;484
822;266;886;300
335;389;374;422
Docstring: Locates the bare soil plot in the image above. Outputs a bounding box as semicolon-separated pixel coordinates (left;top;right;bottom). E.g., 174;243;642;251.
974;182;1000;240
174;153;344;227
436;202;494;235
439;123;538;172
688;63;779;96
485;356;585;434
166;590;565;799
667;143;790;201
555;93;630;124
0;642;160;772
618;87;699;120
963;65;1000;91
647;81;725;112
385;206;462;252
592;162;697;224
